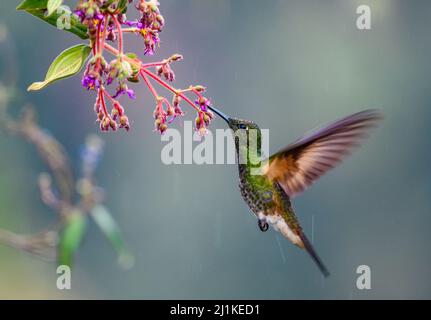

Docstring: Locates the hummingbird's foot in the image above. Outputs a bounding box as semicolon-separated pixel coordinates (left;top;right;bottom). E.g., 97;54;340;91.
258;219;269;232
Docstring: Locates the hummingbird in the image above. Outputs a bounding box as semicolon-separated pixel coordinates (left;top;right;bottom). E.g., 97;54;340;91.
207;106;382;277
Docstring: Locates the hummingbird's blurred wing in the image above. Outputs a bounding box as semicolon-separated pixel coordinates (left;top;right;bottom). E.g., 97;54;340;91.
263;110;383;198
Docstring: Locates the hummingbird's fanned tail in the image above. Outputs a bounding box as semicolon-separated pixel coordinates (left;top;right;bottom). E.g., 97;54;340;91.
298;230;330;278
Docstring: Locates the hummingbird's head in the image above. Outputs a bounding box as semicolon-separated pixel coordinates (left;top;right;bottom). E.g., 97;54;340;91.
207;106;260;133
208;106;263;166
226;118;259;132
207;106;262;158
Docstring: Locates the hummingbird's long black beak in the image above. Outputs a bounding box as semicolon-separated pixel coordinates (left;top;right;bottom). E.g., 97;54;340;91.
208;105;230;123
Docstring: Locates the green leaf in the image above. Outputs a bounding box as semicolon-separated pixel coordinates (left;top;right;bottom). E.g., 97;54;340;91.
17;1;89;40
101;0;115;10
91;205;134;269
28;44;91;91
32;8;89;39
16;0;48;10
47;0;63;16
58;211;87;268
117;0;129;13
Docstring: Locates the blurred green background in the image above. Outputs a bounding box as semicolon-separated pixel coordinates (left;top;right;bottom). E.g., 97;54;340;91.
0;0;430;299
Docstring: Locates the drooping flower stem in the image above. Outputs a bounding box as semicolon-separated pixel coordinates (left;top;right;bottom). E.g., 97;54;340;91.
140;70;159;99
99;15;108;54
98;88;109;118
140;69;200;112
111;14;124;55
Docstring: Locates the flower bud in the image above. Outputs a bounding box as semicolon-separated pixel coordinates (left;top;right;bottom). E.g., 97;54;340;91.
157;123;167;135
114;101;124;112
100;117;110;132
120;115;129;126
195;116;201;127
172;94;181;107
194;85;206;92
198;97;207;105
203;114;211;125
119;115;130;131
86;8;95;19
170;54;183;62
156;14;165;26
152;21;161;31
174;105;184;117
156;66;163;76
166;105;175;117
110;120;118;131
111;108;119;120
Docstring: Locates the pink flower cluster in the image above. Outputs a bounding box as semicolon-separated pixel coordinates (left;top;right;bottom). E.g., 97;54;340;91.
76;0;214;135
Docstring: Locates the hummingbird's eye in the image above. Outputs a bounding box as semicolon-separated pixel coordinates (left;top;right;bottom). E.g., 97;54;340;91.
238;124;247;130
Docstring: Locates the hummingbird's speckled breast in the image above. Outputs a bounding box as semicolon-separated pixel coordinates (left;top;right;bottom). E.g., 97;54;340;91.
238;165;275;216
